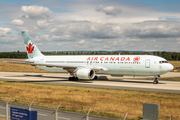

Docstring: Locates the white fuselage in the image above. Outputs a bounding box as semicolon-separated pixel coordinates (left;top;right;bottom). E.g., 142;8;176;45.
30;55;174;77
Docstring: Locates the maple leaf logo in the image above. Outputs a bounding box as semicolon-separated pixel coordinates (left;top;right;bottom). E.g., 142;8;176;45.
133;56;140;62
26;43;34;54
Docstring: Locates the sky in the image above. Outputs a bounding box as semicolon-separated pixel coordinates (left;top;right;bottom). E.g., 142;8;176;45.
1;0;180;52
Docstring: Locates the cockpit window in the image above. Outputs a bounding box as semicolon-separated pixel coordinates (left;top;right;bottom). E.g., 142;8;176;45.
159;61;168;64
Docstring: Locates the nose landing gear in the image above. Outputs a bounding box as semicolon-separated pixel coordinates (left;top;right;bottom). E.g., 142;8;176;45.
153;75;159;84
153;78;158;84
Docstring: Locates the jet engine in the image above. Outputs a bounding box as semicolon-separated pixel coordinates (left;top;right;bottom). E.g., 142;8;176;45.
76;68;95;79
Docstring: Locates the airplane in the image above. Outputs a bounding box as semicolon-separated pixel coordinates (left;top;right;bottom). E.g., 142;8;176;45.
3;31;174;84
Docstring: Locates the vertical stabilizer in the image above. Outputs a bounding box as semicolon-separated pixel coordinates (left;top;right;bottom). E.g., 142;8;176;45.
21;31;43;58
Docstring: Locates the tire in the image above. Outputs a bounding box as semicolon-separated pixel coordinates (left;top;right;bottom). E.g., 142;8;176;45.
93;76;98;80
75;77;79;81
68;77;72;81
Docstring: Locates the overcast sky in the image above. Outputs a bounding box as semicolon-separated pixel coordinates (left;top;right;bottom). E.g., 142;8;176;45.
1;0;180;52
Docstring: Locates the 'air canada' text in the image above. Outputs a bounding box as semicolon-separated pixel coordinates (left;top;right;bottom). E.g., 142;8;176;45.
86;56;140;62
86;57;130;61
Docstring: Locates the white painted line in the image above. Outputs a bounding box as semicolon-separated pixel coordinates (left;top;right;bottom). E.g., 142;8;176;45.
0;114;5;117
38;113;47;116
58;116;70;120
0;107;5;109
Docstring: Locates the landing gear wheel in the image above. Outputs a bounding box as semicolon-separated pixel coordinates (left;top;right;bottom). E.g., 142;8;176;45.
68;77;79;81
74;77;79;81
93;76;98;80
69;77;72;81
153;78;159;84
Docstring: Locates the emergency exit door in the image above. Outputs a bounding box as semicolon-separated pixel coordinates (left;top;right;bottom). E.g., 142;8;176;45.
145;59;150;68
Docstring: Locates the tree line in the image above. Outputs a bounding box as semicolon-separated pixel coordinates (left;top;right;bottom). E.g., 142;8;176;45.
0;51;180;61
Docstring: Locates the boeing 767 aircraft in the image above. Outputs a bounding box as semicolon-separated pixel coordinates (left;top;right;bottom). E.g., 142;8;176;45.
4;31;174;84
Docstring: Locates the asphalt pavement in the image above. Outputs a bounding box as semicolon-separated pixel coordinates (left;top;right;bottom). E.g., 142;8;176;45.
0;72;180;94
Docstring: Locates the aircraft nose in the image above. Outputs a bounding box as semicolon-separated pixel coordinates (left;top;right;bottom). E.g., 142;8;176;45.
168;64;174;71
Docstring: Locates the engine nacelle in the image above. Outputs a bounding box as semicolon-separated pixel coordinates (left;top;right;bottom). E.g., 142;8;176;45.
76;68;95;80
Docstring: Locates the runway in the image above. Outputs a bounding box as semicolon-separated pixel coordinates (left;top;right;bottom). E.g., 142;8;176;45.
0;72;180;94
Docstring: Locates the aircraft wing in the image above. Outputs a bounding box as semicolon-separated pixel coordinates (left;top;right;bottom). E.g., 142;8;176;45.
1;61;108;71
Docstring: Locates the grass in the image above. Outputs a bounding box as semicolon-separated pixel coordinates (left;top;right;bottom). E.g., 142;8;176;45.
0;115;7;120
0;59;48;73
169;61;180;72
169;61;180;66
0;81;180;120
159;77;180;81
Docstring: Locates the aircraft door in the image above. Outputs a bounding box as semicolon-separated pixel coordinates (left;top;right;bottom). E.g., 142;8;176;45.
40;59;44;64
145;59;150;68
86;61;92;65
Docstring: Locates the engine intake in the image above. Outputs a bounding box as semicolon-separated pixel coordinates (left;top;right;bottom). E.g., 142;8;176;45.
76;68;95;79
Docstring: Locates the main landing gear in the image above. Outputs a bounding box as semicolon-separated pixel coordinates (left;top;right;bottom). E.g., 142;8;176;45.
93;76;98;80
68;77;79;81
68;76;98;81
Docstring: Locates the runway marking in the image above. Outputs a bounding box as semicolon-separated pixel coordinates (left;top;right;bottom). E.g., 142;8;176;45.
38;113;48;116
58;116;70;120
0;114;5;116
